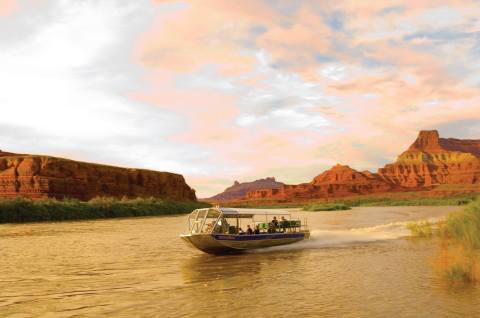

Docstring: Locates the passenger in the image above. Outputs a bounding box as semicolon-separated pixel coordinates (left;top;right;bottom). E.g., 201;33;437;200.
246;225;253;235
225;219;232;233
271;216;279;229
205;220;215;233
280;216;287;232
254;225;260;234
268;222;276;233
238;227;245;235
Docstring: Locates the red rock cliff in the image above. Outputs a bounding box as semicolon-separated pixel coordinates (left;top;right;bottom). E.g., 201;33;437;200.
378;130;480;187
0;151;197;201
247;165;394;200
246;130;480;201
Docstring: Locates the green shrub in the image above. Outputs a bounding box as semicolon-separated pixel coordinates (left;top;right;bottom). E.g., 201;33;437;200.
410;198;480;285
406;220;434;237
303;203;351;211
346;196;474;207
444;198;480;250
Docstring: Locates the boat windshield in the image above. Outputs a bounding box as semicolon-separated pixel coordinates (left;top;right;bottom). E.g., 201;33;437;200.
187;209;221;234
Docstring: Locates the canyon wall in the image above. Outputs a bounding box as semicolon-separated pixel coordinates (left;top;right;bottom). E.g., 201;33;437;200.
245;130;480;201
378;130;480;187
247;165;395;200
0;152;197;201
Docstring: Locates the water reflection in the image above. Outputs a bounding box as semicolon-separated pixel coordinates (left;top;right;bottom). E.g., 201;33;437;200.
181;249;308;284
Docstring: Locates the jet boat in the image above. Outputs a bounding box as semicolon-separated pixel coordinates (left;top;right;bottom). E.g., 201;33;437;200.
180;207;310;254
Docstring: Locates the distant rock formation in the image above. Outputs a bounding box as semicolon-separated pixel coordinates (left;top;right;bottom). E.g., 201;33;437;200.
247;165;394;200
0;151;197;201
247;130;480;201
0;150;20;157
378;130;480;187
208;177;284;201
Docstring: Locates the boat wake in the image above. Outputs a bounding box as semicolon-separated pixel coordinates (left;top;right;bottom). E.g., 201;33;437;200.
252;218;441;253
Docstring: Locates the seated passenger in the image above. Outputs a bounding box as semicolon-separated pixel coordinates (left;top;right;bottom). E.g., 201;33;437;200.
238;227;245;235
219;219;230;234
271;216;279;229
228;225;237;234
205;221;215;233
280;216;287;232
268;222;276;233
254;225;260;234
246;224;253;235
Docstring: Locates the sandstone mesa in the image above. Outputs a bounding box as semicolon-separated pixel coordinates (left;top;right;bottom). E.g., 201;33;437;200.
244;130;480;201
0;152;197;201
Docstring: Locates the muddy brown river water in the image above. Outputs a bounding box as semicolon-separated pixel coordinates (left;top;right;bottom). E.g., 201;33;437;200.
1;206;479;317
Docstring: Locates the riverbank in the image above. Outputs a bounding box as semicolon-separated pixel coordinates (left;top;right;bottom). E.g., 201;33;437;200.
302;203;351;211
408;198;480;284
222;193;477;209
0;197;211;223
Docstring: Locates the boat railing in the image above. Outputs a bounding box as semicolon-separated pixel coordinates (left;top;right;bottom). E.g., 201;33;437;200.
252;218;308;233
185;208;310;235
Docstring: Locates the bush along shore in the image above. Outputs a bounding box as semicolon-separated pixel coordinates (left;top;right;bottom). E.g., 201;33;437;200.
302;195;475;212
407;198;480;285
302;203;351;211
0;197;211;224
223;194;476;209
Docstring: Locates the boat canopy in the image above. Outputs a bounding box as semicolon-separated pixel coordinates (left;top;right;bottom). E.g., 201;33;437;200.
191;207;292;219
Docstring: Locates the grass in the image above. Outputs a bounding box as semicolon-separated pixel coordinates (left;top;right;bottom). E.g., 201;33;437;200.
219;193;476;210
302;203;351;211
330;195;474;207
406;220;434;237
406;197;480;285
0;197;211;224
444;198;480;249
435;243;480;285
304;196;473;212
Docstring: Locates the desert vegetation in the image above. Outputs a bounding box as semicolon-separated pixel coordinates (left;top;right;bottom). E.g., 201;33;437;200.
302;203;351;211
407;198;480;285
223;193;476;209
330;195;474;207
406;220;435;237
0;197;211;223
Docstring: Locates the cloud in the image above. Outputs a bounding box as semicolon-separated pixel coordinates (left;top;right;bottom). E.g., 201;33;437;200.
101;1;480;195
0;0;209;174
236;108;329;130
2;0;480;197
0;0;17;17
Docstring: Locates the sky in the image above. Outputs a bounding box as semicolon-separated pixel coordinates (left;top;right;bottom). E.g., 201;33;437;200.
1;0;480;197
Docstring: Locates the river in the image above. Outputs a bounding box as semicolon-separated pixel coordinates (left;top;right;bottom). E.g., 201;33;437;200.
1;206;479;317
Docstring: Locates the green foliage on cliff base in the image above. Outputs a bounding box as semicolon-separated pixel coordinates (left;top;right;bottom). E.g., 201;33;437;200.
0;197;211;223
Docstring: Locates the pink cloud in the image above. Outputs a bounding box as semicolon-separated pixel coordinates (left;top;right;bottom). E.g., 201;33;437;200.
0;0;18;17
128;1;480;196
136;1;283;76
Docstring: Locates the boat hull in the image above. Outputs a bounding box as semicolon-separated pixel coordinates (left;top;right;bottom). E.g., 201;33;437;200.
181;234;237;254
181;232;310;254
